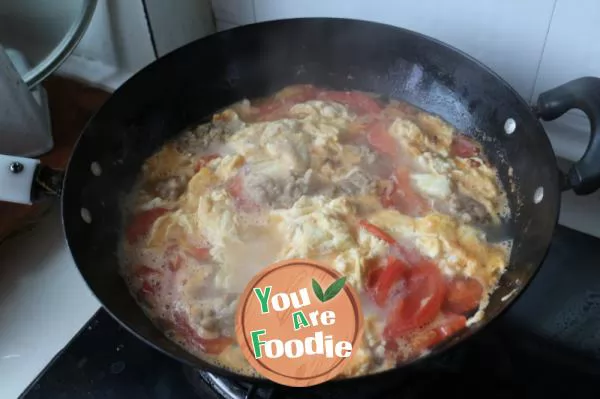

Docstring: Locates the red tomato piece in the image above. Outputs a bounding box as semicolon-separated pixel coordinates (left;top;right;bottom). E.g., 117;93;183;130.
126;207;168;244
359;220;397;245
435;313;467;339
409;313;467;354
368;256;408;307
173;312;233;355
366;266;383;293
450;135;480;158
186;246;211;261
379;179;397;208
389;168;429;217
194;154;220;172
133;265;162;278
444;277;484;314
255;101;289;121
168;255;182;272
384;261;446;339
366;120;397;157
133;265;162;304
140;281;156;296
318;90;382;115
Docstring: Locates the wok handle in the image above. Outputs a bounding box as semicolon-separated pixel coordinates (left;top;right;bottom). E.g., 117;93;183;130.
0;154;63;205
537;77;600;195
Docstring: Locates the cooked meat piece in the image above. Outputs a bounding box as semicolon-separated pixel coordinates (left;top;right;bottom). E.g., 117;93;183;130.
243;168;335;209
154;175;188;200
190;305;220;339
449;194;491;224
175;110;245;154
244;172;283;206
337;168;375;195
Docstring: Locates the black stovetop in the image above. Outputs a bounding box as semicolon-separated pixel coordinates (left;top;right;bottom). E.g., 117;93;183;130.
21;226;600;398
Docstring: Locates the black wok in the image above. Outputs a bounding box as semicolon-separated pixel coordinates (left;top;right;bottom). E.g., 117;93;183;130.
3;18;600;385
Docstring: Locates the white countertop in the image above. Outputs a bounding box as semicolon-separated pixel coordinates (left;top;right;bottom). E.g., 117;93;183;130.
0;203;99;399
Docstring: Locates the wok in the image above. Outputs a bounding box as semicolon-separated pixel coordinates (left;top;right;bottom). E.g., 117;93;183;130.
2;18;600;385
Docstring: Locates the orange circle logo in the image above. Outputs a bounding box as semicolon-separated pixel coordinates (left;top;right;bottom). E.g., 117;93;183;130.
235;259;363;387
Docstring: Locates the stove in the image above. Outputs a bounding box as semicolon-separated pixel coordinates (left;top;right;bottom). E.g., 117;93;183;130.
20;225;600;398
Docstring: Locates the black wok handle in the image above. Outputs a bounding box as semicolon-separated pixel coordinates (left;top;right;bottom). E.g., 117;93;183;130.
537;77;600;195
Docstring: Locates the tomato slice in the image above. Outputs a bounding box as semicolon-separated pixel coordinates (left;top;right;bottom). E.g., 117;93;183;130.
318;90;382;115
388;168;429;217
435;313;467;339
167;255;182;272
194;154;220;172
444;277;484;314
140;281;156;295
409;313;467;353
378;169;428;217
173;312;233;355
368;256;408;307
126;208;169;244
186;246;211;261
379;179;397;208
359;220;397;245
450;135;480;158
134;265;162;305
384;261;446;339
366;120;397;157
133;265;162;278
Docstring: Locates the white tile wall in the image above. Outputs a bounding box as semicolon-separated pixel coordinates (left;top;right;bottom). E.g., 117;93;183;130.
211;0;256;25
145;0;215;57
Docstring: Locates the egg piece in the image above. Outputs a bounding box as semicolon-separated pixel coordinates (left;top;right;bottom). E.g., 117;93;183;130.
411;173;452;199
211;154;245;181
180;167;219;212
414;213;507;283
415;152;453;174
146;212;179;247
333;248;364;289
142;143;195;181
451;157;506;219
366;209;417;241
389;116;451;158
289;100;355;128
357;228;390;259
416;112;454;152
272;196;357;261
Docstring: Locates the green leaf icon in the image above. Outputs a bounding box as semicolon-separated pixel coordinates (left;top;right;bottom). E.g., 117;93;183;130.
323;276;347;301
312;276;347;303
312;278;325;302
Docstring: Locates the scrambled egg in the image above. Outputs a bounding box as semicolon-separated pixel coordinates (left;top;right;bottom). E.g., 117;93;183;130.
389;114;507;218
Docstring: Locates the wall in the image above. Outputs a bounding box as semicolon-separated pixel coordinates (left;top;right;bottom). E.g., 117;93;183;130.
59;0;215;89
